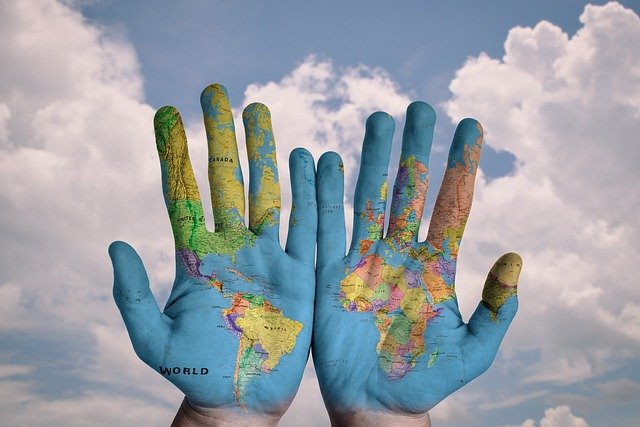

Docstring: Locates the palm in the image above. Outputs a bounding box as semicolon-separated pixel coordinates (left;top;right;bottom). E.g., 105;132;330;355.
110;84;317;415
159;233;314;409
313;104;521;416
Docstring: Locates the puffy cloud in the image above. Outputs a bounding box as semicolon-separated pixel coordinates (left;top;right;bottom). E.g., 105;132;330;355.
595;378;640;401
445;1;640;389
225;55;411;244
504;405;589;427
0;0;411;425
0;374;175;427
478;390;548;411
0;0;177;423
504;419;536;427
539;406;589;427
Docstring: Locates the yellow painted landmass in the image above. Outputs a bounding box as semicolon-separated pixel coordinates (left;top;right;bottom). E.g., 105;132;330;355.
250;165;280;232
380;181;388;200
483;253;522;320
202;85;245;228
236;307;303;370
244;102;280;232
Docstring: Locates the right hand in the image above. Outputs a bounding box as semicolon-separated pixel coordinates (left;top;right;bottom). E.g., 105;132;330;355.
313;102;522;424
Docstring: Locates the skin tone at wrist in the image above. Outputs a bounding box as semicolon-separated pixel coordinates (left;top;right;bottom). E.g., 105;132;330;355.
171;398;281;427
328;410;432;427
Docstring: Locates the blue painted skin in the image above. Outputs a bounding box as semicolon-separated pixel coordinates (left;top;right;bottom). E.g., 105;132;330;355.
108;85;317;416
313;102;521;416
108;89;520;419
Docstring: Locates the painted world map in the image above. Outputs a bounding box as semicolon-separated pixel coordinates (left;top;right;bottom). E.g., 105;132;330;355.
155;86;302;404
339;124;516;379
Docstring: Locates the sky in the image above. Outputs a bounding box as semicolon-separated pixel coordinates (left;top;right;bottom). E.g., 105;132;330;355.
0;0;639;426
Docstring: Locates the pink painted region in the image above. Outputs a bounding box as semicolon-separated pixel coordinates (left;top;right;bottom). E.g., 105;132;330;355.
426;259;441;276
388;285;405;312
425;306;444;323
354;254;384;289
396;341;416;355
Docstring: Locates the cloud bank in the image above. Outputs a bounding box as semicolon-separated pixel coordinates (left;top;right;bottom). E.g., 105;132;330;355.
1;0;638;425
0;1;410;425
447;0;640;385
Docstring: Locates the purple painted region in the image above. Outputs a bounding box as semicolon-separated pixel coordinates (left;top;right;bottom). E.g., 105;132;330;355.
391;167;409;214
429;307;444;323
253;342;271;372
223;313;243;338
349;301;357;311
353;257;367;269
404;268;422;288
178;249;205;280
371;299;386;311
253;342;268;355
387;360;412;380
396;341;416;355
438;258;456;286
386;340;422;380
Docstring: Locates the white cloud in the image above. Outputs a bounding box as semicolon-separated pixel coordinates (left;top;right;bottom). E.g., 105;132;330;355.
479;390;548;411
221;55;411;244
0;0;179;423
595;378;640;401
428;395;472;424
446;1;640;388
0;363;32;379
0;103;10;144
0;375;174;427
504;419;536;427
539;406;589;427
0;1;412;425
504;405;589;427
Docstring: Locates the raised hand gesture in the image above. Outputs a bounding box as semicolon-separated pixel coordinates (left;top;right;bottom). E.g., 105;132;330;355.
109;85;317;425
313;102;522;426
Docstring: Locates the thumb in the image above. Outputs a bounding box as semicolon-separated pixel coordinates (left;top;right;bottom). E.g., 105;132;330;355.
465;253;522;373
109;241;169;364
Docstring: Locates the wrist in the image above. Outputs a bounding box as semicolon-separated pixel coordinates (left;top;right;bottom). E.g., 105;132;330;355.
327;410;431;427
171;397;281;427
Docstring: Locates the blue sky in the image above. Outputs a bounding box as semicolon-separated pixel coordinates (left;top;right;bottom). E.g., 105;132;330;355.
1;1;639;426
83;0;627;181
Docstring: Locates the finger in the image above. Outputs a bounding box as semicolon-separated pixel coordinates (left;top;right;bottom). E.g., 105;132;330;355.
109;241;170;364
200;84;245;230
425;118;483;258
285;147;317;264
387;102;435;243
351;112;394;253
465;253;522;375
317;151;346;268
243;103;281;238
154;106;206;249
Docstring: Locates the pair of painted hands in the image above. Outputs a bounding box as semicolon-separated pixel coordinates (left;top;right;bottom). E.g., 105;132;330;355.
109;84;522;426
